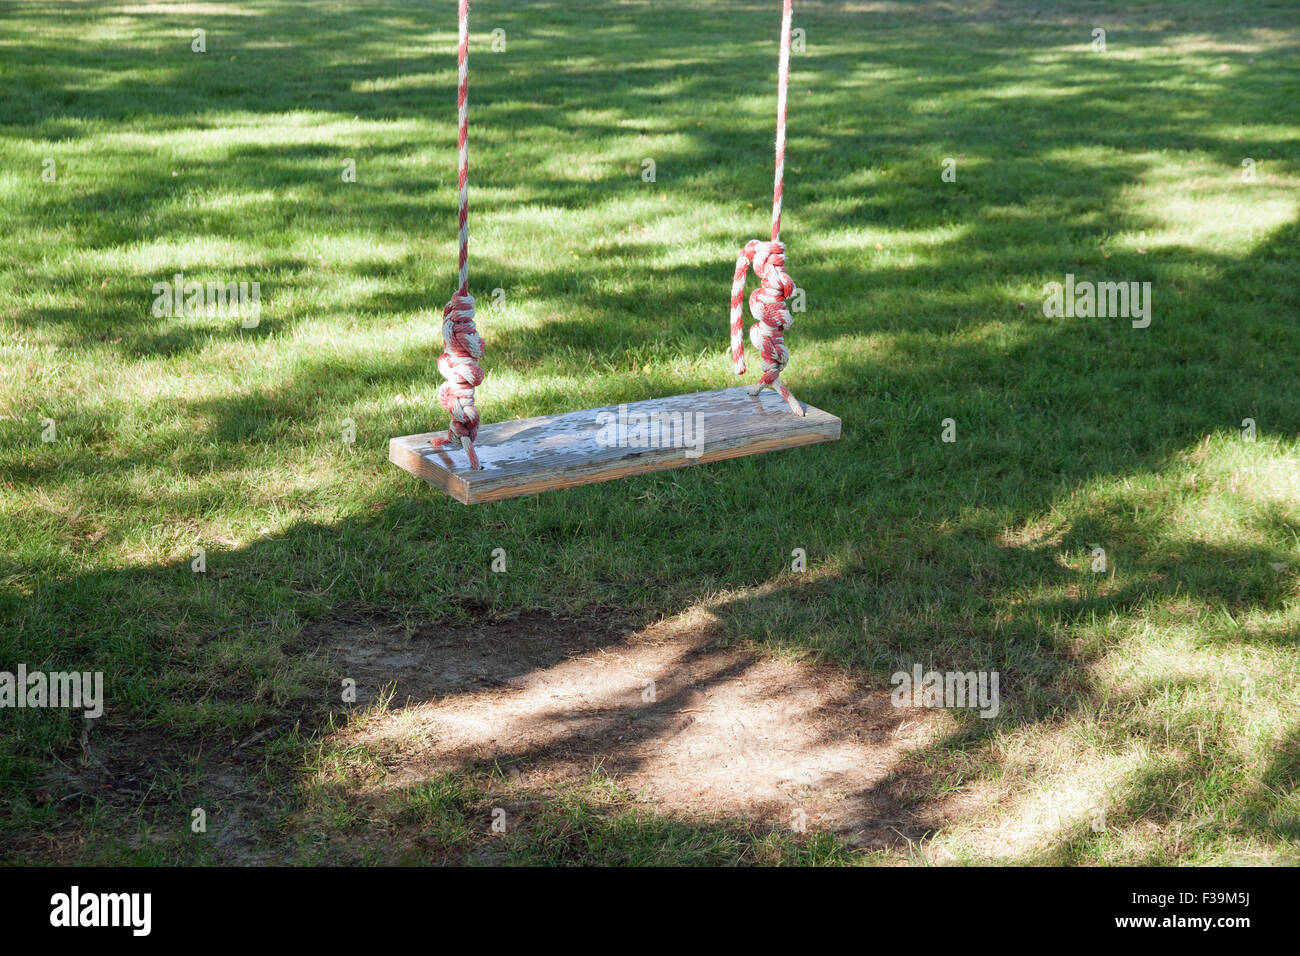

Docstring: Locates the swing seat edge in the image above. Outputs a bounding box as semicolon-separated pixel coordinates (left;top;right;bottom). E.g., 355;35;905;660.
388;385;839;504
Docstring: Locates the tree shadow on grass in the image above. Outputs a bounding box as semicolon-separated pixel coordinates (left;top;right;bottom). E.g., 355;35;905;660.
8;0;1298;363
4;0;1300;862
4;460;1295;862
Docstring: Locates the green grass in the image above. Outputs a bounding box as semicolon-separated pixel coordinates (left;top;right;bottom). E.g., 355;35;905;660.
2;0;1299;865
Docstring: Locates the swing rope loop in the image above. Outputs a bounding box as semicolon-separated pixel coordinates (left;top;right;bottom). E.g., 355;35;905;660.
729;0;804;416
431;0;484;469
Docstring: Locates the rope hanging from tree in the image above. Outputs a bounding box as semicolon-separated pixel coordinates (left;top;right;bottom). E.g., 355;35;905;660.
430;0;484;468
729;0;805;416
431;0;805;471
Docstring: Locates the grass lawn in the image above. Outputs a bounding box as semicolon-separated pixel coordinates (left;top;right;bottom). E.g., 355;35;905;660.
1;0;1298;865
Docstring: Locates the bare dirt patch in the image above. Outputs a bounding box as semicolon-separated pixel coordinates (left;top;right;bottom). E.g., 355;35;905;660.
322;605;956;848
17;719;295;865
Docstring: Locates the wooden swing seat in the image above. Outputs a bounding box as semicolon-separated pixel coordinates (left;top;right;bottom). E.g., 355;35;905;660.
389;386;840;504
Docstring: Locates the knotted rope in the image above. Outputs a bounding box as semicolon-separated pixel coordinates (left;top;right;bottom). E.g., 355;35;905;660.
430;0;484;469
729;0;804;416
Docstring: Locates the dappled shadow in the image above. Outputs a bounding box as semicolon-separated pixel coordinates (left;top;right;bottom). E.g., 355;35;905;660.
313;604;941;850
3;0;1300;862
9;0;1299;360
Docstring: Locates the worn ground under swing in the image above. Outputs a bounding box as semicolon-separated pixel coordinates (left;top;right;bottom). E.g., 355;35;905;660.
320;606;966;854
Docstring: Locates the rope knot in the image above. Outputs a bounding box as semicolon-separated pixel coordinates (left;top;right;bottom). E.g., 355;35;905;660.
432;291;484;468
729;239;803;415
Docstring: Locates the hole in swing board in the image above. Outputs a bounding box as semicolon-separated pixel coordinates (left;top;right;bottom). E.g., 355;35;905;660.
388;386;841;504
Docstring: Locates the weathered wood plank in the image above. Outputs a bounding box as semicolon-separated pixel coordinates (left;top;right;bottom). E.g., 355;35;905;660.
389;386;840;504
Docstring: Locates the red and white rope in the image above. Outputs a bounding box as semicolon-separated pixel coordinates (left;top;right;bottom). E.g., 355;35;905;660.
431;0;484;469
729;0;804;416
771;0;791;241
